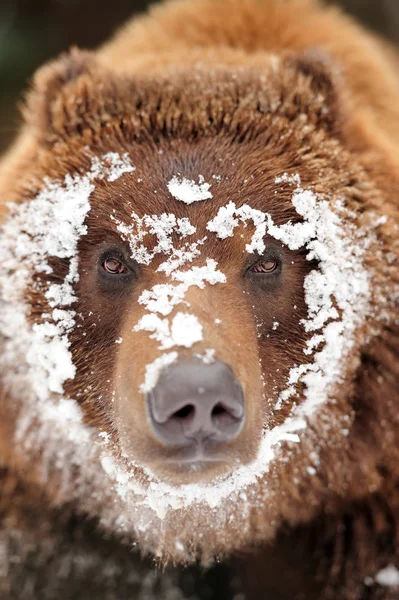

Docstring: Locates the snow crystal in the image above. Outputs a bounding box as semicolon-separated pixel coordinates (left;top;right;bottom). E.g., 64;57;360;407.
177;217;196;237
157;239;206;276
207;201;239;239
167;175;212;204
375;565;399;587
175;541;185;552
101;456;116;475
171;259;226;287
138;283;188;317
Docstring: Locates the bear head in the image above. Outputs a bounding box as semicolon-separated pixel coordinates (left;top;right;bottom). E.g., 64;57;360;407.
0;48;397;563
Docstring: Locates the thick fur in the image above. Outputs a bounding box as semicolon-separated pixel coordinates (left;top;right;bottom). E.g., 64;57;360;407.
0;1;398;599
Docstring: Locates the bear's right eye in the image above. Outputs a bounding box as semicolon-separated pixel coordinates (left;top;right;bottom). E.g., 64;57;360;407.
97;249;137;291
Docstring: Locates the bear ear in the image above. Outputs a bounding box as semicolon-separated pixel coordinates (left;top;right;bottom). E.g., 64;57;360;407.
24;48;102;145
282;50;345;133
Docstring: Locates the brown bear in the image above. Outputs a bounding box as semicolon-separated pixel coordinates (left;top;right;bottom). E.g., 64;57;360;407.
0;0;398;599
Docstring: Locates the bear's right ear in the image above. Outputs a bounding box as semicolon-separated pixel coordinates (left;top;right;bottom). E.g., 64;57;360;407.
24;48;103;145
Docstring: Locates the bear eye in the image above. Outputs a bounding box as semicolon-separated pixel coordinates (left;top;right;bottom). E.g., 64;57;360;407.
102;257;127;275
250;260;278;274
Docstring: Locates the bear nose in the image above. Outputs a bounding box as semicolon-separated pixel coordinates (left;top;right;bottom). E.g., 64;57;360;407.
146;359;245;448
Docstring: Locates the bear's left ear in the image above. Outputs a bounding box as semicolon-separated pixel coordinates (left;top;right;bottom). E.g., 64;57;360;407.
281;50;345;134
24;48;108;145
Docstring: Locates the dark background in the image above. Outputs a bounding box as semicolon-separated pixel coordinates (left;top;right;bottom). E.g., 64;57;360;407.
1;0;399;155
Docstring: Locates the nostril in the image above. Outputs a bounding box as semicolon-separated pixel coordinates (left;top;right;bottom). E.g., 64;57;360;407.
212;403;227;417
172;404;195;420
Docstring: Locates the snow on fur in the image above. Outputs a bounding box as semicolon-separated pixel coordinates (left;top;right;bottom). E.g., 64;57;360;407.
167;174;212;204
0;152;134;444
0;161;375;520
113;207;226;391
111;172;373;517
208;175;370;415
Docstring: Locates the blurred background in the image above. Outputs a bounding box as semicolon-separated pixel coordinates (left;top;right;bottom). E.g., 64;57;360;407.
1;0;399;156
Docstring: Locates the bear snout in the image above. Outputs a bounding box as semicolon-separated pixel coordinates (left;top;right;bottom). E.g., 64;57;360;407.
146;358;245;458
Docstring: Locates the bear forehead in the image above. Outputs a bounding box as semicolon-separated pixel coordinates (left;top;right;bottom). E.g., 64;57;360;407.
29;50;340;151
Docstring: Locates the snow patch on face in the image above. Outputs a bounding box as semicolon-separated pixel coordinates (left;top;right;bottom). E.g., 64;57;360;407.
167;175;212;204
207;201;267;254
112;172;374;517
113;211;202;267
137;259;226;318
195;348;216;364
2;156;378;536
136;258;225;390
0;151;134;442
95;152;136;182
135;312;203;350
140;352;179;393
115;204;226;391
208;176;370;416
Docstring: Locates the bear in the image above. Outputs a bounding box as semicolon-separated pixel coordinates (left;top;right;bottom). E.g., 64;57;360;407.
0;0;398;598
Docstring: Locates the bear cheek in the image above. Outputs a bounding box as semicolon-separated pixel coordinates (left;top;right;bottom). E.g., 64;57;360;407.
111;285;264;482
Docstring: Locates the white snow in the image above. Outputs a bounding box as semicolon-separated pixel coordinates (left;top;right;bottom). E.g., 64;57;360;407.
274;172;301;186
207;202;268;254
167;175;212;204
113;211;201;268
111;171;375;516
0;151;134;444
1;157;382;534
134;258;225;388
195;348;216;364
140;352;179;393
170;313;203;348
157;239;206;276
375;565;399;587
98;152;136;182
176;217;196;237
207;175;371;419
134;312;203;350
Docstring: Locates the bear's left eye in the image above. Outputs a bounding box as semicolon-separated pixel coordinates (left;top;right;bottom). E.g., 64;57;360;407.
250;260;278;274
102;257;128;275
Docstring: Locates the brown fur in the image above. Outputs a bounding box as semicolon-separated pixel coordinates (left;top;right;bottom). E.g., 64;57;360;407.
0;1;398;599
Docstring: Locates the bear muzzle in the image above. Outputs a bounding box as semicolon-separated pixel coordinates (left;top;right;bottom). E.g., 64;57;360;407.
146;358;245;462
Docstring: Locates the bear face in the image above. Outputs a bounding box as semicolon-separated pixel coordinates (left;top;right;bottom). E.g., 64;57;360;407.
0;49;397;564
